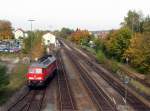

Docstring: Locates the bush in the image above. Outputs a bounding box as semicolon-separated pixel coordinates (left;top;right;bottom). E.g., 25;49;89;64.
0;64;27;104
0;65;9;89
96;50;106;64
111;61;119;73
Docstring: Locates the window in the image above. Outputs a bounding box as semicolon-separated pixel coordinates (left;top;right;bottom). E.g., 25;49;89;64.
35;68;42;74
28;68;34;73
28;68;42;74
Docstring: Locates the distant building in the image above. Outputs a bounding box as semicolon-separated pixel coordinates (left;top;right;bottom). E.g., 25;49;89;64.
92;30;109;39
42;33;56;46
14;28;28;40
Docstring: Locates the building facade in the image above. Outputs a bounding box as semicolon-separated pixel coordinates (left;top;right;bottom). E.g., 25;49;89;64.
42;33;56;46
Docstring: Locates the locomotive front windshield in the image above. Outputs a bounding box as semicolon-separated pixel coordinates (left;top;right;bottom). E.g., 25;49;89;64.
28;68;42;74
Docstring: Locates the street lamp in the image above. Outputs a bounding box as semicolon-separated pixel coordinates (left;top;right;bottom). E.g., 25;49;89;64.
28;19;35;61
28;19;35;31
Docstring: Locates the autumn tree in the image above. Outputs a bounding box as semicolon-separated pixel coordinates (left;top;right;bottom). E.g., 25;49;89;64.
70;29;91;44
105;28;132;61
124;33;150;74
31;35;45;60
0;20;13;40
23;31;45;60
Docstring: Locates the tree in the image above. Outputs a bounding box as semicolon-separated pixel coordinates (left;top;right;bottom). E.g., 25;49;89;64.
0;65;9;89
59;27;74;38
143;16;150;32
23;32;32;54
93;38;105;52
23;31;45;58
124;33;150;74
121;10;143;33
31;32;45;59
105;28;132;61
70;29;91;44
0;20;13;40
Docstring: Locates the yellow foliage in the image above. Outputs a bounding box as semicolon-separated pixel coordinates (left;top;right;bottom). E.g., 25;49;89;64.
70;29;91;44
31;37;44;60
0;20;13;40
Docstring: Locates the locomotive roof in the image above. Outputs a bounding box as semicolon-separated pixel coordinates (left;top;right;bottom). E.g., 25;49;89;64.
30;55;56;68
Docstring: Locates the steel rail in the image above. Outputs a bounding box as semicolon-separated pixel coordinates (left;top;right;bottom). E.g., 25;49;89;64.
56;51;76;111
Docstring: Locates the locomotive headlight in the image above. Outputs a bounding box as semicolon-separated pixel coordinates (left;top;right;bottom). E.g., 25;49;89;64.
29;77;34;80
37;77;42;80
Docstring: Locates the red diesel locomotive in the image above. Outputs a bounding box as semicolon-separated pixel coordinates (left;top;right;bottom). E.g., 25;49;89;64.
26;55;57;87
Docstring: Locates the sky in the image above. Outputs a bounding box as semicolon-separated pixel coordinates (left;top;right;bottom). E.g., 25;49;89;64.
0;0;149;31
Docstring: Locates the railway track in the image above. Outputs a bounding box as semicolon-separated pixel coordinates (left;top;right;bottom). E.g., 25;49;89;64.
81;46;150;88
65;48;117;111
60;39;150;111
7;88;46;111
56;51;77;111
73;49;150;111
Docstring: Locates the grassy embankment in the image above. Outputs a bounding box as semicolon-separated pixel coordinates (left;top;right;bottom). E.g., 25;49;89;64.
0;63;28;105
81;45;150;97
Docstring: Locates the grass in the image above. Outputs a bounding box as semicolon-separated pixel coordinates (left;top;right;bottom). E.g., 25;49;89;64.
96;50;106;64
0;63;28;105
81;45;96;55
0;52;29;59
130;79;150;96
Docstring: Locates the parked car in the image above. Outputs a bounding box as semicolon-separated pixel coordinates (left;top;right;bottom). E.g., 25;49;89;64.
3;48;9;52
0;47;4;52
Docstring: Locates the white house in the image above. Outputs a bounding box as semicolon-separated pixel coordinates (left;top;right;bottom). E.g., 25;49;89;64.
42;33;56;46
14;29;28;40
14;29;24;40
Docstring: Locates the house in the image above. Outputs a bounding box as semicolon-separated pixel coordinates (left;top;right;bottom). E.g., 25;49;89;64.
14;28;28;40
42;33;56;46
92;30;109;39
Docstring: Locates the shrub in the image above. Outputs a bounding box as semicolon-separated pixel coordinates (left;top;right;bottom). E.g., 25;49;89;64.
0;65;9;89
96;50;106;64
111;61;119;73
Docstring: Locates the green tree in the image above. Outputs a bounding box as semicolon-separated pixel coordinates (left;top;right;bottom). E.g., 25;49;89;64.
23;32;32;54
59;27;74;38
0;65;9;89
93;38;105;52
143;16;150;32
121;10;143;33
23;31;44;55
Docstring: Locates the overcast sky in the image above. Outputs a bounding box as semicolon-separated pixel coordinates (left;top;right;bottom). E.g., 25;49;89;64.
0;0;149;31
